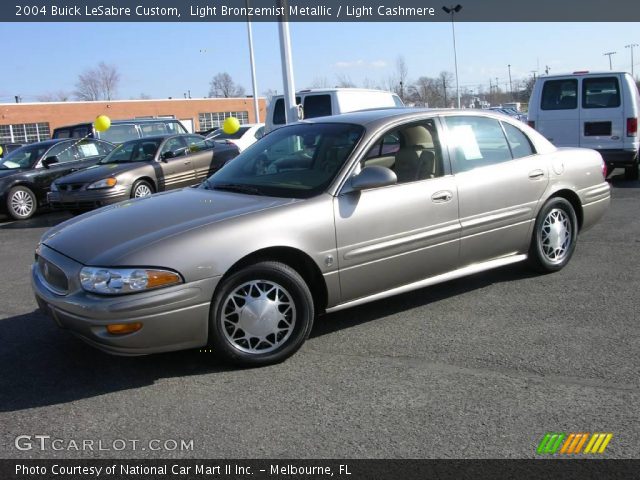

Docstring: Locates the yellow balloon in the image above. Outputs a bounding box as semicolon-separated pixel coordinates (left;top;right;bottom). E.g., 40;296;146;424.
0;145;3;156
94;115;111;132
222;117;240;135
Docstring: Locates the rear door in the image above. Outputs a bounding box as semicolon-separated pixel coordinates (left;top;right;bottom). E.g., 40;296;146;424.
579;74;624;151
184;135;220;180
442;115;549;266
535;77;580;147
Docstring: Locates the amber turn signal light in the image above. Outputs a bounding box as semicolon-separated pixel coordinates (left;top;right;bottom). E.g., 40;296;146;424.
106;322;143;335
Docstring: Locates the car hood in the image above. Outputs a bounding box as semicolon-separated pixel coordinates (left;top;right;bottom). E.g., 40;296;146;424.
55;162;146;185
42;187;298;265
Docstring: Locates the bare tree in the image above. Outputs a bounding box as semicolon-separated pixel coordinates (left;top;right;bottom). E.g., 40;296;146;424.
37;90;71;102
262;89;278;104
361;77;380;90
309;76;330;88
396;56;409;101
209;73;246;98
438;71;454;107
335;73;356;88
408;77;441;107
74;62;120;101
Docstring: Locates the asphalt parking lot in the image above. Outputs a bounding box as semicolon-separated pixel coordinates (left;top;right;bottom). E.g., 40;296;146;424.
0;172;639;459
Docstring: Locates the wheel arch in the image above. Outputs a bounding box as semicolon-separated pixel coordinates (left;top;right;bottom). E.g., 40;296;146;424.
216;246;328;313
547;188;583;231
133;177;156;193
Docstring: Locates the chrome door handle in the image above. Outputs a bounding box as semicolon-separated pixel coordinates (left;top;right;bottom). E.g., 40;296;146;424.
528;169;544;179
431;191;453;203
184;161;191;165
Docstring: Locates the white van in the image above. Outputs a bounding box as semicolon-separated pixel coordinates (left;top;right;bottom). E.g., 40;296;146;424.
265;88;404;133
528;71;640;179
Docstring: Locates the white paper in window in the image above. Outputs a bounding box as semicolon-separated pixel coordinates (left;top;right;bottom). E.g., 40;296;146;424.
452;125;482;160
78;143;99;157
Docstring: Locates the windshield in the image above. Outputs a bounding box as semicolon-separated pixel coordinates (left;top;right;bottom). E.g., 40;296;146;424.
0;143;50;169
201;123;364;199
99;138;163;164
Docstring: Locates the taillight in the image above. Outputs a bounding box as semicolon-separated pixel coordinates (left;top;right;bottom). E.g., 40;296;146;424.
627;117;637;137
528;120;535;129
601;159;607;180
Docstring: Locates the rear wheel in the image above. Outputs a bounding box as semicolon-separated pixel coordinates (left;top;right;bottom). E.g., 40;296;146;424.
209;261;315;366
7;186;37;220
528;197;578;273
131;180;154;198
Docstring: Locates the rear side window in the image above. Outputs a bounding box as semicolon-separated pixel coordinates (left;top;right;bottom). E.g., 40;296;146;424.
444;116;512;173
99;124;139;143
502;122;535;159
272;97;301;125
140;123;168;136
583;77;621;108
303;95;332;119
541;79;578;110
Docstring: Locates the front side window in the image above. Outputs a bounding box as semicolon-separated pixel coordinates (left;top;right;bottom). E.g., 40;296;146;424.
160;137;188;158
303;95;332;119
583;77;621;109
444;116;512;173
363;120;444;183
185;135;215;153
0;144;49;169
202;123;364;198
76;139;114;159
272;97;301;125
541;79;578;110
100;138;163;164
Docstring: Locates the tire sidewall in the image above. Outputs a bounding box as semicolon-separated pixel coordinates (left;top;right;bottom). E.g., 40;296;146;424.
131;180;153;198
209;262;314;366
7;186;36;220
531;197;578;272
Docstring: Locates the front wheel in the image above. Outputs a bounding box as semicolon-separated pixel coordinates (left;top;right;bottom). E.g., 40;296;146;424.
7;186;37;220
528;197;578;273
130;180;154;198
209;261;315;366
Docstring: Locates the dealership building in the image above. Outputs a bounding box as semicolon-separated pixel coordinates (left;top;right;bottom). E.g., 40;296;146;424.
0;97;266;144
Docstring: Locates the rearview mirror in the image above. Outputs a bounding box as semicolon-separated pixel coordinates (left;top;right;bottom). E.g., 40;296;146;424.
42;156;59;168
349;166;397;191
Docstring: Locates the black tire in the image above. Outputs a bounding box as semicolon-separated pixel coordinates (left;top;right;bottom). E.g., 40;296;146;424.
625;162;639;180
7;185;37;220
209;261;315;367
130;180;154;198
528;197;578;273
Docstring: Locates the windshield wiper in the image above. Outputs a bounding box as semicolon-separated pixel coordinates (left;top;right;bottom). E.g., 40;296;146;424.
211;183;263;195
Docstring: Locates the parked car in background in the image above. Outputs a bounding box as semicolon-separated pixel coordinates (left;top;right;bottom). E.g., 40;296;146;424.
0;143;23;158
488;106;527;123
52;119;189;144
206;123;265;151
266;88;404;132
32;109;609;366
528;71;640;179
49;134;239;211
0;138;114;220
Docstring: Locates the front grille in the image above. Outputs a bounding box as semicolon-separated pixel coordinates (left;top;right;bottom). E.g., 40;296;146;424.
37;256;69;294
57;184;84;192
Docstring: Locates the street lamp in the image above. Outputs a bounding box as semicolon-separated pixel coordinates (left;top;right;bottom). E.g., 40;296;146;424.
625;44;638;78
603;51;617;70
246;0;260;123
507;64;513;98
442;4;462;108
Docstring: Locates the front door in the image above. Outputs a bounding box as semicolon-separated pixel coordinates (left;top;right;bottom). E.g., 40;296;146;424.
334;119;461;302
156;136;196;190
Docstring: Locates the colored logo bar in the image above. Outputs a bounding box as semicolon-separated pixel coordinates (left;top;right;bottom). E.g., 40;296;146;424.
537;433;612;455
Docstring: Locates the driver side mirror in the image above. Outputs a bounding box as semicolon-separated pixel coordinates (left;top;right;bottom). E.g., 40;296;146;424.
42;156;59;168
349;165;397;191
161;151;175;161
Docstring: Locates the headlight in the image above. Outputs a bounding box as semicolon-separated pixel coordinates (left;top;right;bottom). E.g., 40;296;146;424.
87;177;117;189
50;182;58;192
79;267;182;295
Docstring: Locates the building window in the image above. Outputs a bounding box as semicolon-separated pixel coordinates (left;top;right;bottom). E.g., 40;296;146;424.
198;111;249;130
0;122;50;143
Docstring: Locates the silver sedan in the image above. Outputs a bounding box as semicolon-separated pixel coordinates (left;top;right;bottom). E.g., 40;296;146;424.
32;108;610;366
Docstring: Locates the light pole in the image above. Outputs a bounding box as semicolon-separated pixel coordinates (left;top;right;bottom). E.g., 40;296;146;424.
603;51;617;70
625;44;638;78
246;0;260;122
278;0;298;124
442;4;462;108
508;64;513;99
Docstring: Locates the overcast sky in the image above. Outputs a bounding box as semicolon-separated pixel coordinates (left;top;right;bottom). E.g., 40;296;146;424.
1;22;639;102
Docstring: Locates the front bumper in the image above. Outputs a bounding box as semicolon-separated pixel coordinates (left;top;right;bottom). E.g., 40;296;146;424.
48;186;130;210
32;244;220;355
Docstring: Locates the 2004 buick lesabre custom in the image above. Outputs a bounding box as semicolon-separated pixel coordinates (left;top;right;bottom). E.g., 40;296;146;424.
32;109;610;366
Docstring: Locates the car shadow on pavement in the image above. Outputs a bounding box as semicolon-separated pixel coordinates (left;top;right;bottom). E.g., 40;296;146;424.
0;264;535;412
312;263;537;338
0;310;232;413
0;211;73;229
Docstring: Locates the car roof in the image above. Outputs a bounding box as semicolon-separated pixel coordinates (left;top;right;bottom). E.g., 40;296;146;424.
54;119;182;129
